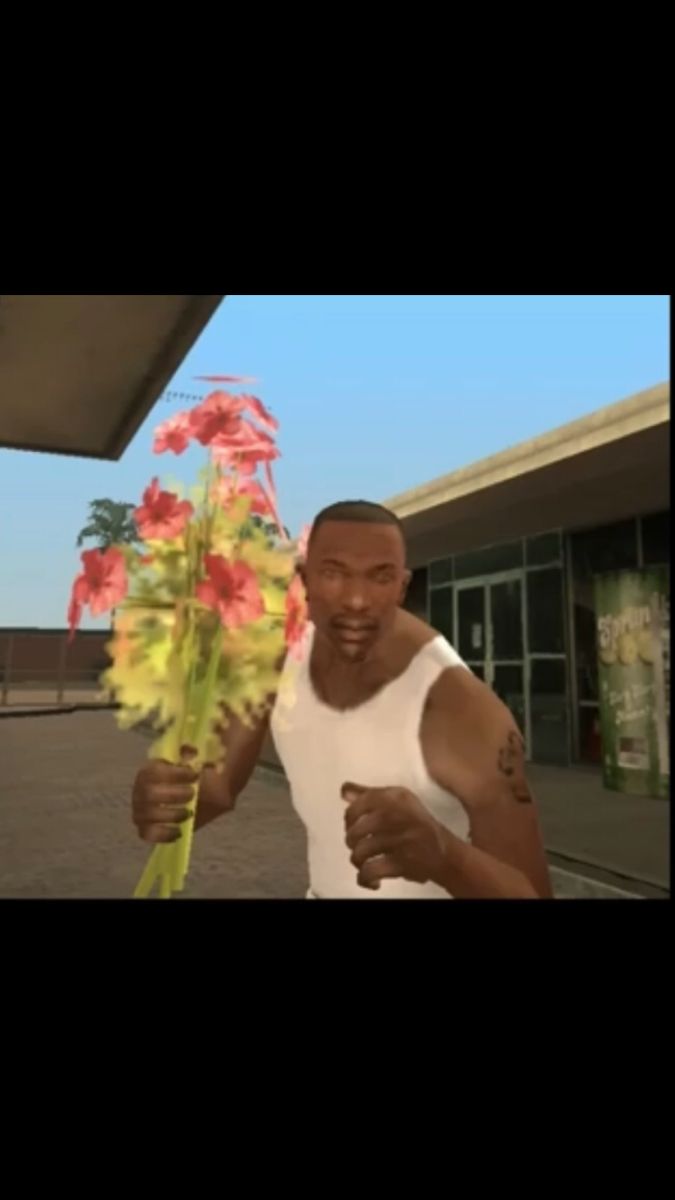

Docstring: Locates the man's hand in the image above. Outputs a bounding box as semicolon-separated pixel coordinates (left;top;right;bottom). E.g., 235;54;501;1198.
132;745;236;843
132;749;201;844
342;783;449;891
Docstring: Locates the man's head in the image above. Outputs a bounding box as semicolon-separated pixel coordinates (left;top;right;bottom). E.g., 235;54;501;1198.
300;501;411;662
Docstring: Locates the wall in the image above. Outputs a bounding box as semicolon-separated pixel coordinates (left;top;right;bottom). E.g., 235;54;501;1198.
0;628;112;702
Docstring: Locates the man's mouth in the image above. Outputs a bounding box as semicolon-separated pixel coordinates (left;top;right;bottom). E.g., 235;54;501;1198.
334;624;376;641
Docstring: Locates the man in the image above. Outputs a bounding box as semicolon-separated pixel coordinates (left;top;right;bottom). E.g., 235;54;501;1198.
132;502;553;899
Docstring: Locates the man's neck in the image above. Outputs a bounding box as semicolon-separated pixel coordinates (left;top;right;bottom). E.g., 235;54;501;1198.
310;632;384;706
309;613;421;709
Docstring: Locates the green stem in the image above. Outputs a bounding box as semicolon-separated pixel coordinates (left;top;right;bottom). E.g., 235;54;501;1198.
133;608;224;898
133;845;162;899
171;624;224;892
133;615;198;900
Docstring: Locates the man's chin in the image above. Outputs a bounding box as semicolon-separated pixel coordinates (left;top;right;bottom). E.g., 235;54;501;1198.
338;645;370;663
332;633;377;663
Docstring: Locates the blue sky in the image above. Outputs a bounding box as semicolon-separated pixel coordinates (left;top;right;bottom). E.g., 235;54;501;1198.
0;295;669;629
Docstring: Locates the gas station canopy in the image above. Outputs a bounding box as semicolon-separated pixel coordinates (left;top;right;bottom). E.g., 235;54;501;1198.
0;294;224;460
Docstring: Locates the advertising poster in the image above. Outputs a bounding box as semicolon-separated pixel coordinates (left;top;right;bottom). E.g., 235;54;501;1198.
595;569;669;798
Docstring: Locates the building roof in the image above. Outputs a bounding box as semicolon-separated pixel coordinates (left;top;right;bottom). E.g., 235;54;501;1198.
384;383;670;564
0;294;224;460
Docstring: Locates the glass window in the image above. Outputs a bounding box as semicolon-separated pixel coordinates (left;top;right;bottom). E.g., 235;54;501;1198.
429;587;454;646
454;540;524;580
457;586;486;662
570;520;638;578
641;511;670;566
429;558;454;585
493;663;525;736
526;531;562;567
530;659;568;765
404;568;428;619
573;577;599;703
490;579;523;659
527;568;565;654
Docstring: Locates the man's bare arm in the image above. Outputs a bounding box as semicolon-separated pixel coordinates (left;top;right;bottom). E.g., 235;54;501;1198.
426;671;554;898
463;725;553;898
434;794;552;900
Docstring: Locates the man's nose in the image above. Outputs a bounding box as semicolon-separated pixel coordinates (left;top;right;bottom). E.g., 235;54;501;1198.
342;581;369;611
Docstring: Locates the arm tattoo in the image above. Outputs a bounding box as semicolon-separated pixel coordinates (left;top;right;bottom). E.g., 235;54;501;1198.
497;731;522;777
497;731;534;805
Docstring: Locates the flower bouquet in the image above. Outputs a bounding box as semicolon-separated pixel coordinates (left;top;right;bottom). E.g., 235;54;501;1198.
67;377;308;899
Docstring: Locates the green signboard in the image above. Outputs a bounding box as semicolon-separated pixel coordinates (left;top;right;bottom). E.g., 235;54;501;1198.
595;569;670;797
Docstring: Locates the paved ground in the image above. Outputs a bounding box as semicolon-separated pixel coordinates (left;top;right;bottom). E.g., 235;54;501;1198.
0;710;669;899
0;711;307;900
1;686;110;707
526;765;669;894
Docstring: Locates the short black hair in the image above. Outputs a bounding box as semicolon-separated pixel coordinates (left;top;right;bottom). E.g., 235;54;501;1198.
309;500;406;550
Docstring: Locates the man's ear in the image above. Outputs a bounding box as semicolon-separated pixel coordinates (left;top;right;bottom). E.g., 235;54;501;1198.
297;563;308;592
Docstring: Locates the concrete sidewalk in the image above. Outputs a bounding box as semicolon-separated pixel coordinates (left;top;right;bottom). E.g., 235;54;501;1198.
1;686;111;708
0;710;307;900
528;764;669;896
0;710;669;899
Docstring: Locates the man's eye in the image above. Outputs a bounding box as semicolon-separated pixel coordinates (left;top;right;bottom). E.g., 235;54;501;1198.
374;571;395;584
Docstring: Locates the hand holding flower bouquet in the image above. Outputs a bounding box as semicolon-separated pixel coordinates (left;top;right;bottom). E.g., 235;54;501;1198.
68;377;308;899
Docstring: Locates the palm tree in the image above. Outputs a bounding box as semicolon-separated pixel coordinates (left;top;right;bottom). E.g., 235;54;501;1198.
249;513;291;545
76;499;139;552
76;499;140;632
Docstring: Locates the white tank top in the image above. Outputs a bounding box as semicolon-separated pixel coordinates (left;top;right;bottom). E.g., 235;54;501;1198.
270;624;471;899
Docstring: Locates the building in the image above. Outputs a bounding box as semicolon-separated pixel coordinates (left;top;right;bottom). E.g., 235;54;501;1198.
387;383;670;767
0;295;224;458
0;294;225;703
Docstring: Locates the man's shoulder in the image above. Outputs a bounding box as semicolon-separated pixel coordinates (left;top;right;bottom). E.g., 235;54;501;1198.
395;608;439;650
426;662;515;737
422;668;525;801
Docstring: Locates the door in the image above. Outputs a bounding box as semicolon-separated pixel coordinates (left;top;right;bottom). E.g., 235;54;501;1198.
489;577;526;740
455;573;529;754
456;583;487;681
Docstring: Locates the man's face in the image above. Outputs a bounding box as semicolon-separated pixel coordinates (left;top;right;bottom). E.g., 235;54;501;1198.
301;520;411;662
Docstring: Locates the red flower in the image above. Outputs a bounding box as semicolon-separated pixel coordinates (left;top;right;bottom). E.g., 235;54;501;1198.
211;427;285;540
189;391;245;447
196;555;264;629
134;479;194;541
296;523;313;561
192;379;275;433
67;548;128;642
239;394;279;435
153;412;193;456
211;475;273;518
210;419;280;472
210;422;284;541
285;574;308;659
